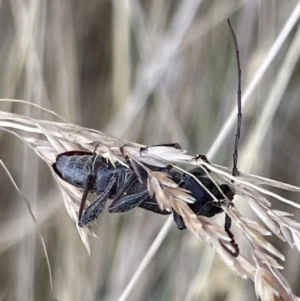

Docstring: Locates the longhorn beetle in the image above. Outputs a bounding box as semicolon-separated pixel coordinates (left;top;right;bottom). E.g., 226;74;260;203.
52;147;234;230
52;19;241;257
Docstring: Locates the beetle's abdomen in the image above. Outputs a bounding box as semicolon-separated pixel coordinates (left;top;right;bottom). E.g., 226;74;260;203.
53;154;93;189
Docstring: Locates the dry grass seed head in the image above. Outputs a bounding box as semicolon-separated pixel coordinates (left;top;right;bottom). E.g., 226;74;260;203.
2;111;300;300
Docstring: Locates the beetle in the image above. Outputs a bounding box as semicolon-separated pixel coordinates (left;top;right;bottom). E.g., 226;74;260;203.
52;149;234;230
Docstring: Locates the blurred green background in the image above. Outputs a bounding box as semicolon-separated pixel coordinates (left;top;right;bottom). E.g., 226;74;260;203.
1;1;300;300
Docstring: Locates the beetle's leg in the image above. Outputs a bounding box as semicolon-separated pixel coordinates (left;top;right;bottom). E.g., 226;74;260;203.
173;211;186;230
78;146;99;221
110;191;170;214
120;144;144;182
193;154;212;174
139;199;186;230
78;170;120;227
138;198;170;215
109;172;138;207
78;172;96;222
193;154;209;163
108;190;150;213
111;192;186;230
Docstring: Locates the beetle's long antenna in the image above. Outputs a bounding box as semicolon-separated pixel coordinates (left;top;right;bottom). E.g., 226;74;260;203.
223;18;242;257
228;18;242;177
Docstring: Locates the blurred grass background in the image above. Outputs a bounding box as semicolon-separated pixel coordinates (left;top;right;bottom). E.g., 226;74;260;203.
0;1;300;300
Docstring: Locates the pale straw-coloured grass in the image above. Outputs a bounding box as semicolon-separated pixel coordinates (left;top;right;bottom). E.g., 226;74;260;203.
1;1;300;301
